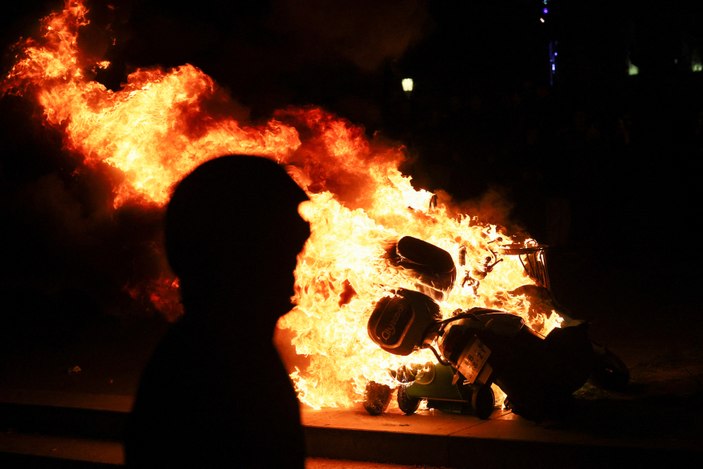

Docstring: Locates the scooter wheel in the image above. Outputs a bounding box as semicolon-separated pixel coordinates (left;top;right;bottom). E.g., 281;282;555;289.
471;384;495;419
397;385;422;415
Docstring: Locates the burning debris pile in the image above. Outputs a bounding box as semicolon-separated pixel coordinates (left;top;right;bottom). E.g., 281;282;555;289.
1;0;627;417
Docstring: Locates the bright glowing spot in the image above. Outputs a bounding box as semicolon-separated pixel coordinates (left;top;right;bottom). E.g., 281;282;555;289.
401;78;414;94
628;60;639;76
692;51;702;72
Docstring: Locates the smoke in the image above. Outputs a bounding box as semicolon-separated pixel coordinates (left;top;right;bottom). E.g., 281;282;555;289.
105;0;432;120
267;0;432;72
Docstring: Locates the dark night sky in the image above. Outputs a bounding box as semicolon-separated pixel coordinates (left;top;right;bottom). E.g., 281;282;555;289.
1;0;702;323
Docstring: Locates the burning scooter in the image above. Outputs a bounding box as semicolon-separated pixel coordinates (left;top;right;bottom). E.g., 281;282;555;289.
363;236;629;422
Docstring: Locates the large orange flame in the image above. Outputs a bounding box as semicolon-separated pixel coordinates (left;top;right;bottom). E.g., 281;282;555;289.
2;0;563;410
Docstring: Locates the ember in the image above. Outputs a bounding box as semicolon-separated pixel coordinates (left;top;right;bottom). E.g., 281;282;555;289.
2;0;571;411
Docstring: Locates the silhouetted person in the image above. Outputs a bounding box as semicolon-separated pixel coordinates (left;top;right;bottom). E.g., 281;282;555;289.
124;154;310;468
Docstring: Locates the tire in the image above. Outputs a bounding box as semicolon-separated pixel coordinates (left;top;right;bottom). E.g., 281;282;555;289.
471;384;495;419
397;386;422;415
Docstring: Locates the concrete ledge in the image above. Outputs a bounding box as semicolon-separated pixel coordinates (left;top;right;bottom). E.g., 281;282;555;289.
0;389;130;441
0;388;133;412
1;388;702;468
0;432;123;468
302;407;703;467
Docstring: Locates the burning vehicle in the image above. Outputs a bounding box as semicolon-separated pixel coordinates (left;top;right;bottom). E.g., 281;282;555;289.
364;237;629;421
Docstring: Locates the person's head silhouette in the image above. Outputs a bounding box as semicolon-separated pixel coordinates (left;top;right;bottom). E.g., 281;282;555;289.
164;154;310;329
125;154;310;468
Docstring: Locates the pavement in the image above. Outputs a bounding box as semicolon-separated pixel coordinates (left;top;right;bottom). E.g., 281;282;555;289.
1;244;703;468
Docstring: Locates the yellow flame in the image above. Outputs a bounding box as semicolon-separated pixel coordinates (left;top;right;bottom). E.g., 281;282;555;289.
1;0;563;410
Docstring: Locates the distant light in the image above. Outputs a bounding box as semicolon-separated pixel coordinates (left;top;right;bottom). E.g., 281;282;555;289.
539;17;545;23
628;62;639;76
548;40;558;86
692;50;702;72
543;8;548;14
401;78;414;95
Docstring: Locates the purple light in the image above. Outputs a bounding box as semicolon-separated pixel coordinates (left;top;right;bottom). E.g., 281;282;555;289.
543;7;548;14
